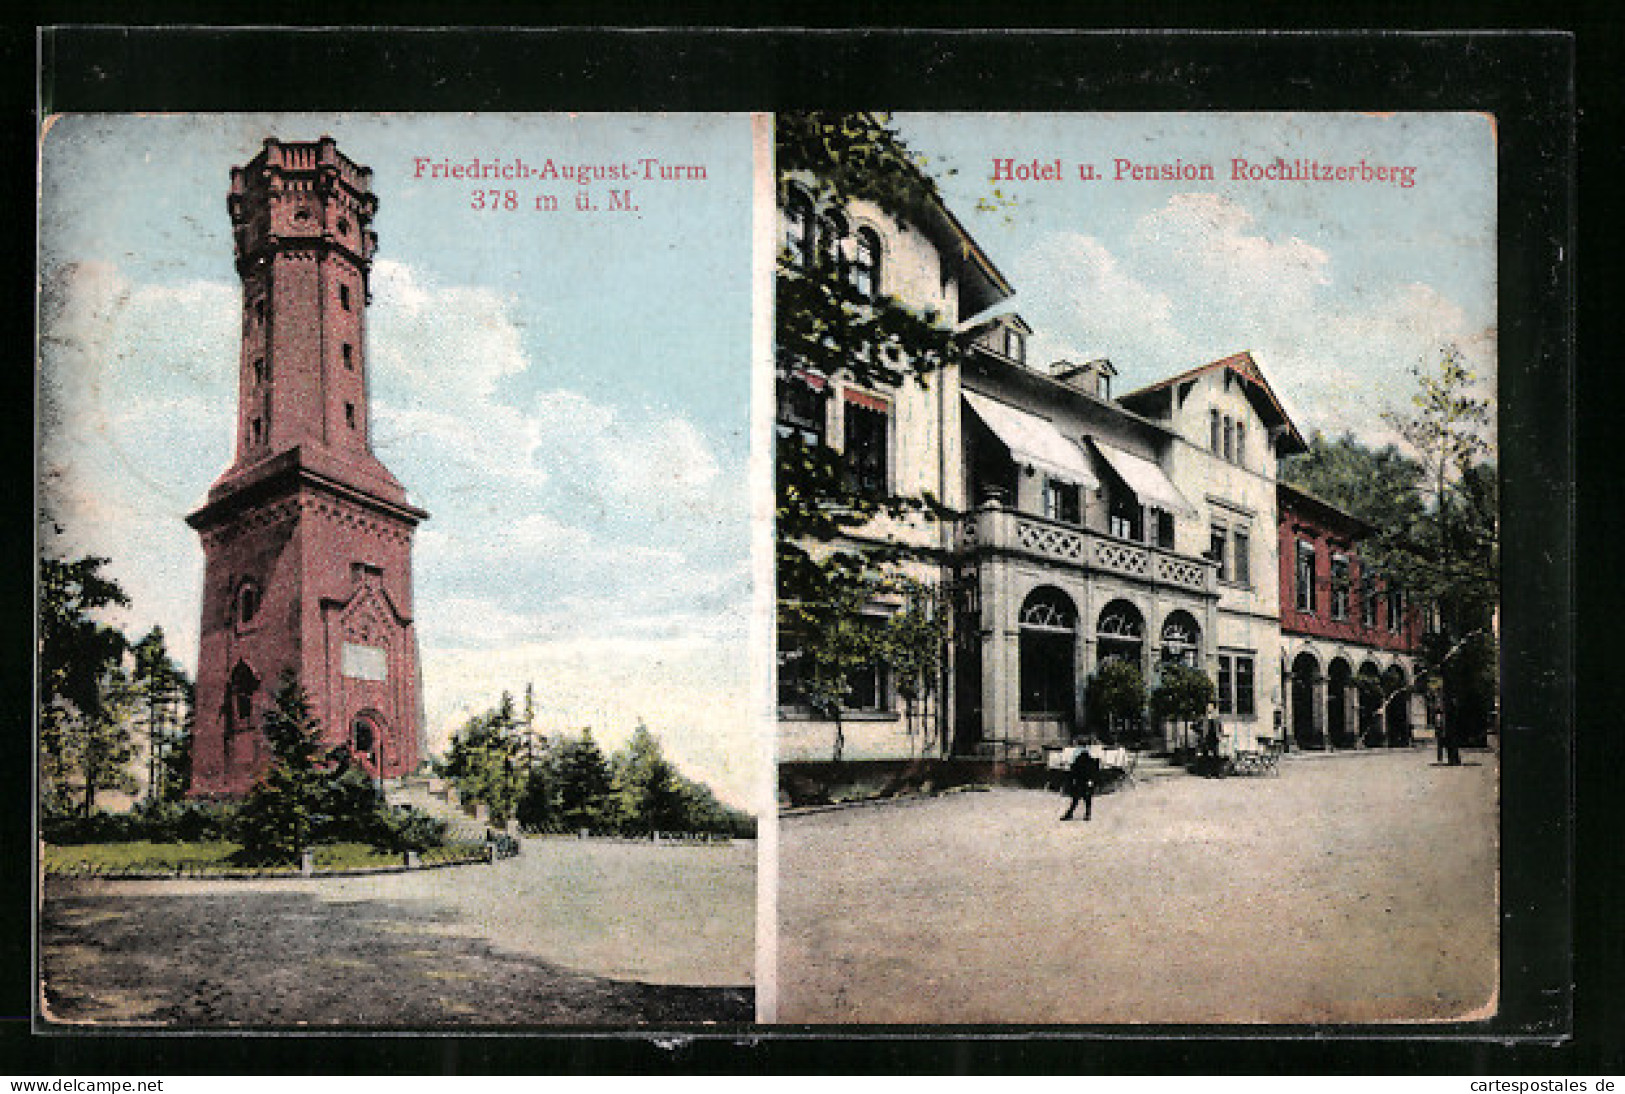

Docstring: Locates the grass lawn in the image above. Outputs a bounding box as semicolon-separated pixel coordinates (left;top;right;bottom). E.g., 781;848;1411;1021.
42;840;486;875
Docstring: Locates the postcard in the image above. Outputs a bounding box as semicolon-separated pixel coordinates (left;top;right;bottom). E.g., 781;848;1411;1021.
770;111;1500;1024
37;112;761;1027
32;105;1517;1031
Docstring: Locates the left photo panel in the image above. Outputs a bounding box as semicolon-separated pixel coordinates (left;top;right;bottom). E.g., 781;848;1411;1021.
37;114;762;1028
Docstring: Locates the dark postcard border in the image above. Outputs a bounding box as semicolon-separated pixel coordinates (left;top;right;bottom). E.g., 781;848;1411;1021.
18;26;1584;1074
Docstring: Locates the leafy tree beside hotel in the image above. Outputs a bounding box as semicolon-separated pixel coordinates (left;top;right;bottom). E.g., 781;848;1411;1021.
775;112;962;757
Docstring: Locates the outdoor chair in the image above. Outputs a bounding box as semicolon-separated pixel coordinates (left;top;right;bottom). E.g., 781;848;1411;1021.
1226;739;1283;777
1257;738;1283;776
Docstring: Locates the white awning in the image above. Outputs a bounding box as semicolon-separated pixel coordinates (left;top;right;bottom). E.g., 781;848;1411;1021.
963;391;1100;488
1086;437;1196;517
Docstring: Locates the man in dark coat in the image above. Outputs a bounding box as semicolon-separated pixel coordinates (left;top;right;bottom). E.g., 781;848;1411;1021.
1060;747;1102;822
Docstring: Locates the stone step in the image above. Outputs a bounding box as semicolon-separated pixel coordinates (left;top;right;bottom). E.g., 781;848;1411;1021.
383;781;492;842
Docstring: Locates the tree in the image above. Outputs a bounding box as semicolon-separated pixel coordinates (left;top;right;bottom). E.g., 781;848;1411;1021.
553;729;612;830
437;694;526;825
776;112;964;759
131;626;191;804
1281;351;1499;752
1281;431;1426;538
609;723;687;834
782;568;882;763
876;577;947;757
38;555;132;816
1151;663;1217;753
235;674;329;864
515;745;561;830
1086;659;1147;744
1381;346;1498;749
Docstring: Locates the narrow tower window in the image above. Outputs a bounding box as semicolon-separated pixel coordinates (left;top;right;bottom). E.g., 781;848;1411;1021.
253;357;266;384
339;283;351;311
345;402;357;429
342;343;353;370
250;418;264;445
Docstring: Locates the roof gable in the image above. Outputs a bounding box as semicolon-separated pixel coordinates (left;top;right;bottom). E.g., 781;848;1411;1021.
1118;351;1307;455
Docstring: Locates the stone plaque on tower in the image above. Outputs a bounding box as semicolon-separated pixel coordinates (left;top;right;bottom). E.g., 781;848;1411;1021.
187;137;428;797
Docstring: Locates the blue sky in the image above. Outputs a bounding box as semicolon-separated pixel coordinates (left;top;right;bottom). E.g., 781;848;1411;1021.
893;112;1497;446
38;113;760;807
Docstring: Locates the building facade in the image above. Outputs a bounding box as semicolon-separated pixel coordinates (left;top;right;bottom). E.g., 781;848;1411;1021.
1277;482;1425;750
776;131;1309;764
188;137;429;796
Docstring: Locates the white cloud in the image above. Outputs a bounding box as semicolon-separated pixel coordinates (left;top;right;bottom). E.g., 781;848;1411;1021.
1011;194;1496;451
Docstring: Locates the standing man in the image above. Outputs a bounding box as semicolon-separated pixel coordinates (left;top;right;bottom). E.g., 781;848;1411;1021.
1061;746;1102;822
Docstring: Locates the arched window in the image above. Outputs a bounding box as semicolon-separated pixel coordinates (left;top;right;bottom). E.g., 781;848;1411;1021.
784;189;816;268
1021;587;1076;631
850;227;881;299
1097;601;1144;640
1160;610;1201;667
229;661;259;724
1097;599;1145;667
235;580;261;628
817;210;849;278
1020;587;1077;717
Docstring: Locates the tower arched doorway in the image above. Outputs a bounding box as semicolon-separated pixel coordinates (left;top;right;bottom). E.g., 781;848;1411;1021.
1019;586;1078;745
351;710;389;778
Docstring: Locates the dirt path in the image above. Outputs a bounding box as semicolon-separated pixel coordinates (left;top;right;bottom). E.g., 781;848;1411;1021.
41;838;755;1028
776;751;1498;1024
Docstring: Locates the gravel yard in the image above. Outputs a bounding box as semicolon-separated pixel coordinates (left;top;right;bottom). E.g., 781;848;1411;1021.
41;837;755;1027
775;750;1498;1025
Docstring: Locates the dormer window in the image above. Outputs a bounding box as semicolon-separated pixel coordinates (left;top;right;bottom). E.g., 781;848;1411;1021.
1004;327;1026;363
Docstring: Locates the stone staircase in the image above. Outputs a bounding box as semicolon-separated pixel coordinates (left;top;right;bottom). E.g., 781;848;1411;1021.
1125;753;1186;781
383;775;496;842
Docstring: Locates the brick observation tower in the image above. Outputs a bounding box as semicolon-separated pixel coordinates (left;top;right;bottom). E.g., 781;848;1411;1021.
187;137;428;797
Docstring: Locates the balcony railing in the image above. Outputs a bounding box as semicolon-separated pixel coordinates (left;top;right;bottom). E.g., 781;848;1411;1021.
960;503;1215;594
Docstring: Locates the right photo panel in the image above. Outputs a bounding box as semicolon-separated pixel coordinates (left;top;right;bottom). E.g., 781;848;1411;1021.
773;112;1498;1025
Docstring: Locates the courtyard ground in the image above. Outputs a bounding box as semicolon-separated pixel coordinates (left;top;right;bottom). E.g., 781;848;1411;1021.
40;837;755;1027
775;749;1498;1025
